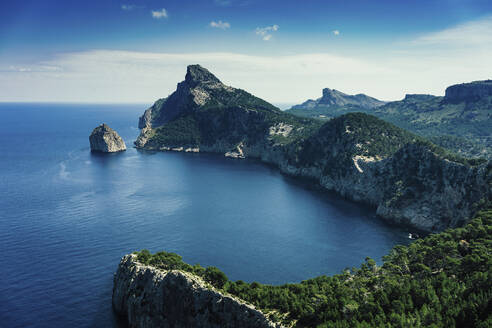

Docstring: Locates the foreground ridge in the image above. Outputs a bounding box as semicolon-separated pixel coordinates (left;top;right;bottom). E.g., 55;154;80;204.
135;65;491;232
113;254;284;328
113;209;492;327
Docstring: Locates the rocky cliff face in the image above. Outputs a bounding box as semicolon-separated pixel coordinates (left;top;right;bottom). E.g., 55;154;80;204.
135;65;491;232
112;254;282;328
277;141;490;231
89;124;126;152
445;80;492;103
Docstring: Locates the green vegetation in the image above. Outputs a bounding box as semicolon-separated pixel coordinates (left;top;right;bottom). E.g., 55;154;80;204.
286;112;485;174
410;139;487;167
147;89;322;150
286;104;371;120
290;112;418;176
141;66;489;165
148;114;201;148
134;208;492;328
429;135;489;160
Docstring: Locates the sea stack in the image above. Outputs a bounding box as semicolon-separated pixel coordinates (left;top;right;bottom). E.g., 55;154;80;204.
89;123;126;153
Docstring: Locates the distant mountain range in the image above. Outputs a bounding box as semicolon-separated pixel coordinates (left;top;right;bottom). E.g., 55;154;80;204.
287;81;492;159
289;88;386;117
135;65;490;233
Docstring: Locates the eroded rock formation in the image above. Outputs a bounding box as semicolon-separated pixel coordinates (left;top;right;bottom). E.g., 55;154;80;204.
89;124;126;153
112;254;282;328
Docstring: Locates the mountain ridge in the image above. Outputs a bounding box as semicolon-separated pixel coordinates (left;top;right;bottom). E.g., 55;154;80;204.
287;80;492;159
290;87;386;113
135;65;491;232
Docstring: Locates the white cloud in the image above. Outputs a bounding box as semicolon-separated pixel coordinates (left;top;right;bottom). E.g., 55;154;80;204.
122;4;145;11
121;4;136;11
332;30;340;36
151;8;168;19
412;15;492;46
255;25;279;41
214;0;232;6
2;47;488;104
210;20;231;29
5;65;60;73
1;17;491;104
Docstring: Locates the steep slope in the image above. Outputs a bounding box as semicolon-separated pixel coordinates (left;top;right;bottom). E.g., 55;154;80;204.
288;81;492;159
286;88;385;119
113;254;283;328
136;64;320;156
135;66;491;231
117;209;492;327
281;113;490;231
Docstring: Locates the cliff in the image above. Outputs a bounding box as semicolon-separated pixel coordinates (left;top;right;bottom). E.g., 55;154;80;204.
445;80;492;103
112;254;283;328
277;115;490;231
114;211;492;327
135;65;491;232
89;123;126;153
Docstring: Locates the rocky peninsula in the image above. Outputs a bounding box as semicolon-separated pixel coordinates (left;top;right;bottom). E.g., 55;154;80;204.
113;209;492;327
134;65;491;232
89;123;126;153
112;254;283;328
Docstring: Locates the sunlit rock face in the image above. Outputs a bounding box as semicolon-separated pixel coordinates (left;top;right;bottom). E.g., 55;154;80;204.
112;254;283;328
89;123;126;153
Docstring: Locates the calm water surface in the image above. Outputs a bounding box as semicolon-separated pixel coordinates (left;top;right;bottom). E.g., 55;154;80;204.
0;103;410;327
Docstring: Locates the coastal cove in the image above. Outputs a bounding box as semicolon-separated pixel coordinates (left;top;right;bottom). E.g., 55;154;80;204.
0;103;411;328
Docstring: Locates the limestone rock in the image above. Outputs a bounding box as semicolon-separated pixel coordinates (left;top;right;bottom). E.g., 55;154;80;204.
89;124;126;153
112;254;283;328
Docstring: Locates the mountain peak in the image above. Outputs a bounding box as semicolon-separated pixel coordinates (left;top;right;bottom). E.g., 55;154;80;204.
319;88;348;105
321;88;345;97
185;65;221;86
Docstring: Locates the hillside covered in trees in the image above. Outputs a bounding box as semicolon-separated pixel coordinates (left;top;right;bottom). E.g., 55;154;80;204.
135;208;492;327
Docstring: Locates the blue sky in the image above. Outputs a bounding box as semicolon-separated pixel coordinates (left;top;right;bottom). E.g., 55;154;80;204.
1;0;492;103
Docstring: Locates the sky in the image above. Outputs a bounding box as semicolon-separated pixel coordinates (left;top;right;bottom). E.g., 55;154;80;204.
1;0;492;104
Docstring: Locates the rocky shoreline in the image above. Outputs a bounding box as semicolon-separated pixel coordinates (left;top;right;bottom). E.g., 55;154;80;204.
133;65;490;233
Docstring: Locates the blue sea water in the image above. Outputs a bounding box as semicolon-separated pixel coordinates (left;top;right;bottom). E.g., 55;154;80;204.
0;103;410;328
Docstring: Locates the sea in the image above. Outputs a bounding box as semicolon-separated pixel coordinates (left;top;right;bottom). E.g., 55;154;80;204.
0;103;410;327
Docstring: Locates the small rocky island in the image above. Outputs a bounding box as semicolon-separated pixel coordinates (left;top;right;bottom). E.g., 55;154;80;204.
89;124;126;153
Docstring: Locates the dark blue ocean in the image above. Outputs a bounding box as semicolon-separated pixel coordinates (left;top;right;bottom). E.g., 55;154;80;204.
0;103;410;327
